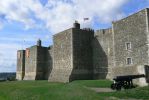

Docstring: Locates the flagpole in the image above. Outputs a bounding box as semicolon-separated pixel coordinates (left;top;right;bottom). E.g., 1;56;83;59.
83;18;90;28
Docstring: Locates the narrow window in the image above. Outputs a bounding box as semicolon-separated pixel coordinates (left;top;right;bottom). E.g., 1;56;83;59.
126;58;132;65
126;42;131;50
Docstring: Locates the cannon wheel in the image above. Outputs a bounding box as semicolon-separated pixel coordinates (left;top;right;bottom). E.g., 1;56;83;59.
116;84;121;91
111;83;116;90
123;81;129;89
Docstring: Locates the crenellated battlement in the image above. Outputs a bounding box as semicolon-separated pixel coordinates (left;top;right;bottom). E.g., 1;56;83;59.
82;28;94;33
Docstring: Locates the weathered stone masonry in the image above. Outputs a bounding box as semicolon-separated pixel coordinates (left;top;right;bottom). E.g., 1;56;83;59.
93;28;114;79
49;24;94;82
16;8;149;85
16;50;25;80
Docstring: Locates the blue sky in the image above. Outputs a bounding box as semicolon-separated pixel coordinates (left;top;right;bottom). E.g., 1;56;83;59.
0;0;149;72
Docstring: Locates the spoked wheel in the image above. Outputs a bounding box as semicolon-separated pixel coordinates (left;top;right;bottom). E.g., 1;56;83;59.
124;84;129;89
123;82;129;89
111;83;116;90
116;84;121;91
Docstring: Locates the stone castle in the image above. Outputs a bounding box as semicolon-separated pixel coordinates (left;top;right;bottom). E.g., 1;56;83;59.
16;8;149;86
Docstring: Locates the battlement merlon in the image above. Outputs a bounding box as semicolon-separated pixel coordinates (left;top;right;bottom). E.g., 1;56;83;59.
82;28;94;33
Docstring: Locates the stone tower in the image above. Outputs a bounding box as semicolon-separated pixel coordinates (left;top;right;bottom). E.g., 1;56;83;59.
16;50;25;80
23;39;49;80
108;8;149;86
48;22;94;82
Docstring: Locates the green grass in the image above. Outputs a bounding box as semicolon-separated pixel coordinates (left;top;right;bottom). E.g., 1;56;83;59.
0;80;148;100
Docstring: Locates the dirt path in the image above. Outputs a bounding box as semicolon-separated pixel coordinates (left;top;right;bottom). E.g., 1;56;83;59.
88;87;115;93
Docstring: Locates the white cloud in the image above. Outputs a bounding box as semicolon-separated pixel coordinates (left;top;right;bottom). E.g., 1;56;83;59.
0;0;128;33
38;0;128;32
0;43;19;72
0;0;38;29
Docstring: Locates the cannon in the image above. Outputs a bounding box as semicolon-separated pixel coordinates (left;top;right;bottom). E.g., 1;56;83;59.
111;74;145;90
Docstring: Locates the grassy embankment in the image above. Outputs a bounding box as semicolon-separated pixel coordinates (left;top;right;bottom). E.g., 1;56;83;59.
0;80;148;100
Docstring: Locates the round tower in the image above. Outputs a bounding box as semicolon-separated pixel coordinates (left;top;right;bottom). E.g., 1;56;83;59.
73;20;80;29
37;39;42;46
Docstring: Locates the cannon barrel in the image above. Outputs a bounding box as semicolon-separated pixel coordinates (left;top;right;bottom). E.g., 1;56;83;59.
110;65;149;91
111;74;146;90
113;74;145;81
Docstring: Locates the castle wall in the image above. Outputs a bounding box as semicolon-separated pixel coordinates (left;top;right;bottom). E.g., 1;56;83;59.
23;46;48;80
48;29;73;82
146;9;149;65
16;50;25;80
113;9;149;68
109;9;149;86
48;28;94;82
70;28;94;81
24;46;37;80
93;28;114;79
46;46;53;80
36;46;48;80
16;8;149;85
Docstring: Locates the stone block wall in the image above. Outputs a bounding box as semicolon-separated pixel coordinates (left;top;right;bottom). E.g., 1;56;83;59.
113;9;149;67
48;29;73;82
93;28;114;79
24;46;37;80
70;28;94;81
36;46;48;80
46;46;53;80
23;45;49;80
49;28;94;82
16;50;25;80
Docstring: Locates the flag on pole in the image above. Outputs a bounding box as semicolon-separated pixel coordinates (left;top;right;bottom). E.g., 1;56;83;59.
84;18;89;21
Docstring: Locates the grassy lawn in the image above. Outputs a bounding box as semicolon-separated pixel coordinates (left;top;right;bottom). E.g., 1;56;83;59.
0;80;148;100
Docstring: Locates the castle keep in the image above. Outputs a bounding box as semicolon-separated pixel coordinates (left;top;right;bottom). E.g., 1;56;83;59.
16;8;149;85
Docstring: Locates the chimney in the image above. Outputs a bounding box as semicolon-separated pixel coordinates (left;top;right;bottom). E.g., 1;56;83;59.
37;39;42;46
73;20;80;29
